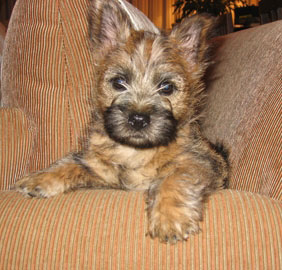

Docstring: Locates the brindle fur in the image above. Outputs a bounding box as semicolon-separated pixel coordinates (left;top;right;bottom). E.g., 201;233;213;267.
16;0;229;243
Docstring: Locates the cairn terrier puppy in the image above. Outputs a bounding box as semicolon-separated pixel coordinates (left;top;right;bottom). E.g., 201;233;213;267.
16;0;229;243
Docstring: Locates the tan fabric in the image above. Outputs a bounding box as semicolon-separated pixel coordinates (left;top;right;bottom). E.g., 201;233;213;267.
0;190;281;269
202;21;282;200
1;0;94;177
0;109;34;190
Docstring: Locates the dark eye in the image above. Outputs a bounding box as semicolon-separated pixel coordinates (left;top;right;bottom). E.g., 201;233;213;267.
158;81;175;96
110;77;127;91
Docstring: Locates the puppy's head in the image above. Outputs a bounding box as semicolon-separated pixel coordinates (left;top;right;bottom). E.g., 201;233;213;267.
89;0;214;149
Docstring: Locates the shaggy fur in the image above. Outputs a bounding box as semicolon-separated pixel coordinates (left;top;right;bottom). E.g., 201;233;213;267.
16;0;229;243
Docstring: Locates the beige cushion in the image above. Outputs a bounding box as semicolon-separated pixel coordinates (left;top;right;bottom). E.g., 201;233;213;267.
202;21;282;199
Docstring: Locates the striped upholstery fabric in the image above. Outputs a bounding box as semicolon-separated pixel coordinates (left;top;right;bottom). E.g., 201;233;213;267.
232;87;282;200
202;21;282;200
1;0;94;183
0;109;34;190
0;190;281;269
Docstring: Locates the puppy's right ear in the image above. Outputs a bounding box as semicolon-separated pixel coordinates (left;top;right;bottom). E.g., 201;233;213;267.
89;0;133;51
89;0;160;51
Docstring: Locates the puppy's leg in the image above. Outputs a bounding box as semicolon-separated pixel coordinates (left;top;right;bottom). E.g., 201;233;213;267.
146;148;228;244
146;167;205;243
15;154;118;198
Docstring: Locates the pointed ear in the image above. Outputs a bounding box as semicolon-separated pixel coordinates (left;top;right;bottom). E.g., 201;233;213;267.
89;0;133;50
170;14;215;69
89;0;160;51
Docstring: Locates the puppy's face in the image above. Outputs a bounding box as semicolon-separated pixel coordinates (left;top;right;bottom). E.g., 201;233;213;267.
89;0;214;148
98;32;192;148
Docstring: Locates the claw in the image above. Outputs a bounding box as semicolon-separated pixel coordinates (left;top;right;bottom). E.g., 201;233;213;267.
183;233;189;240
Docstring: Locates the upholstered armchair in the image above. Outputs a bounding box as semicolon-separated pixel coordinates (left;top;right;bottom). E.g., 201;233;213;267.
0;0;281;269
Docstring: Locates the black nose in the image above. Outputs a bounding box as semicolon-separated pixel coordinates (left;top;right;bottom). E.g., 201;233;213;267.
128;113;150;130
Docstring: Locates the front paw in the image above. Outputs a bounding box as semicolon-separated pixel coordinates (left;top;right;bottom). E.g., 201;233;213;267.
15;172;65;198
147;203;201;244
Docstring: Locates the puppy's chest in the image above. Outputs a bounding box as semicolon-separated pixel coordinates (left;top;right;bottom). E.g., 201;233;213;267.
114;146;160;190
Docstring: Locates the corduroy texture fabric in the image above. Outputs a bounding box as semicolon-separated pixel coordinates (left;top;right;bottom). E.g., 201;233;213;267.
0;109;34;190
1;0;94;183
202;21;282;200
0;190;281;270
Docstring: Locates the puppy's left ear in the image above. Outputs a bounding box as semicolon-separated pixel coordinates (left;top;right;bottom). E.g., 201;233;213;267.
170;14;215;71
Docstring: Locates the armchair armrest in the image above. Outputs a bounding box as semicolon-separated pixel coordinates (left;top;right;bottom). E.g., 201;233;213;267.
0;189;281;269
